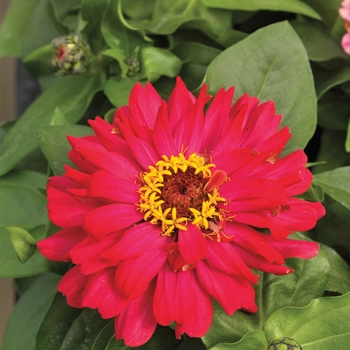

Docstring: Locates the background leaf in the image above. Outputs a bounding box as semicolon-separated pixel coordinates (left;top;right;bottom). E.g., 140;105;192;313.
0;170;49;277
36;293;110;350
322;244;350;294
265;293;350;349
313;167;350;210
1;273;61;350
0;71;105;176
202;0;321;19
204;21;317;154
0;0;41;57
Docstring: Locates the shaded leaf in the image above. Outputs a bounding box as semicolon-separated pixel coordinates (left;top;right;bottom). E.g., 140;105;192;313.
291;21;347;61
173;42;221;91
23;44;55;77
313;167;350;210
1;273;61;350
36;293;110;350
104;326;181;350
104;77;140;108
265;293;350;349
0;70;105;176
204;21;317;154
322;244;350;294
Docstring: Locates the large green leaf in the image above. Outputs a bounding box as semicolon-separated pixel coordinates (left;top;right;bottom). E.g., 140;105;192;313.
0;170;49;277
202;239;329;348
313;167;350;210
322;244;350;295
204;21;317;154
37;124;94;176
265;293;350;349
0;0;41;57
291;21;348;61
0;71;105;176
210;331;268;350
202;0;321;19
36;293;110;350
1;273;61;350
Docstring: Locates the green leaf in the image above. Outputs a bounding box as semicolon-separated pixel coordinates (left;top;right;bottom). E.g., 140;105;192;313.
204;21;317;154
265;293;350;349
36;293;110;350
313;167;350;210
0;170;48;277
6;227;37;264
202;238;329;348
313;130;350;174
0;0;41;57
101;0;152;55
37;124;94;176
301;0;342;29
130;0;231;36
322;244;350;294
23;44;55;77
91;320;114;350
1;273;61;350
50;0;81;31
104;77;140;108
0;71;105;176
202;0;321;19
104;326;181;350
50;107;69;126
313;64;350;99
19;0;67;57
318;91;350;131
210;331;268;350
291;21;348;61
172;42;221;91
141;47;182;82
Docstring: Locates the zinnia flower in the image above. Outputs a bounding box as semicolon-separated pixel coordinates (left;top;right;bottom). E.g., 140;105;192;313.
38;77;325;346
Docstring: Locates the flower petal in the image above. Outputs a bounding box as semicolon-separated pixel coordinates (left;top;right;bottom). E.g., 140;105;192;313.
196;260;257;314
114;279;157;346
37;227;86;262
178;224;208;264
83;203;143;241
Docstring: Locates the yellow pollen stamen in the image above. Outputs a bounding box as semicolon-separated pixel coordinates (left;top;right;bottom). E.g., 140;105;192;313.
138;152;227;236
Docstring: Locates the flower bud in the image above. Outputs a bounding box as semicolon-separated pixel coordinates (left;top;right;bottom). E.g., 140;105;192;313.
268;337;302;350
51;32;91;76
125;56;141;77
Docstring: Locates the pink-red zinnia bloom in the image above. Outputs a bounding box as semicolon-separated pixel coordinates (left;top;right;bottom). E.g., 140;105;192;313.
38;77;325;346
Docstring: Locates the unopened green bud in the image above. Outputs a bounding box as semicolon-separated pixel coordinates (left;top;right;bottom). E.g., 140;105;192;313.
268;337;302;350
125;56;141;77
51;32;91;76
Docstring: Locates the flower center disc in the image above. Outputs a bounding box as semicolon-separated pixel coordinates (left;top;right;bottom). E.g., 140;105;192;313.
138;153;226;236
